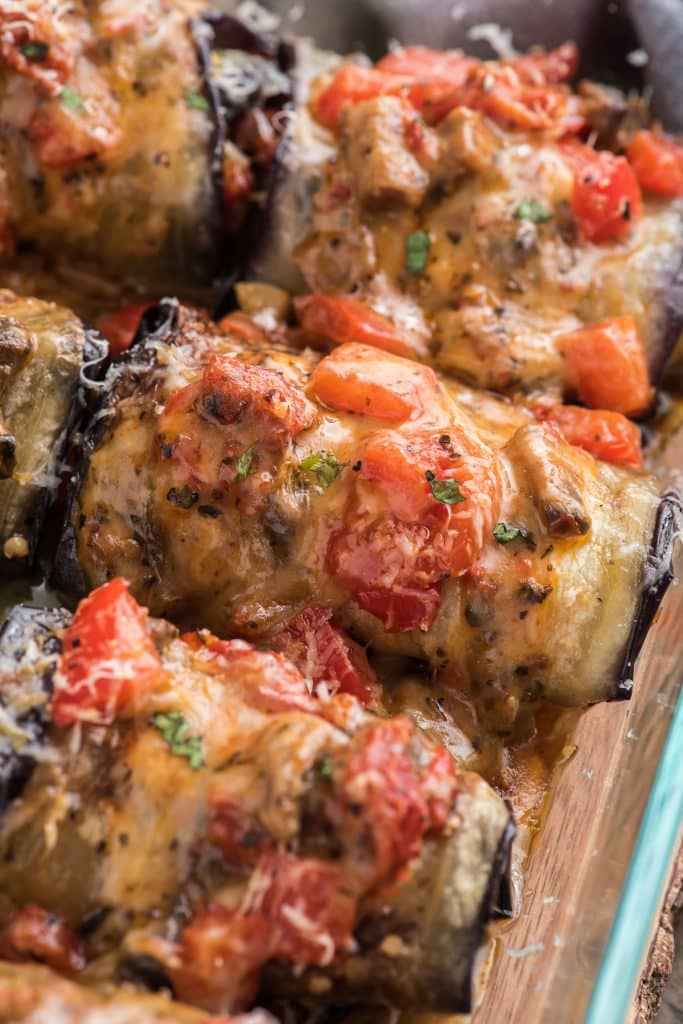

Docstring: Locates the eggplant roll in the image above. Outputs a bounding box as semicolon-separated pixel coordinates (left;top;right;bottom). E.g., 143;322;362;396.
0;290;98;574
0;2;293;289
251;41;683;398
55;300;665;725
0;585;513;1016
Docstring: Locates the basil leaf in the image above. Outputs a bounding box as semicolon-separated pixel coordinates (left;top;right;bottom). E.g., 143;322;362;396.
234;444;257;483
425;470;465;505
406;231;431;274
300;450;346;490
514;199;552;223
493;521;536;549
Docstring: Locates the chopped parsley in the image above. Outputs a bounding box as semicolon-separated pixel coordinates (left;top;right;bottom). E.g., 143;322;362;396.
425;470;465;505
300;450;346;489
514;199;552;223
167;484;199;509
60;86;86;113
184;90;210;112
234;444;257;483
405;231;431;274
152;711;204;770
317;753;334;779
20;41;49;61
493;522;537;549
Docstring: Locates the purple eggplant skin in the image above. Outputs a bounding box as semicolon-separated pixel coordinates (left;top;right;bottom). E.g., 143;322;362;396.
52;299;180;599
0;293;108;578
0;605;69;814
615;489;682;699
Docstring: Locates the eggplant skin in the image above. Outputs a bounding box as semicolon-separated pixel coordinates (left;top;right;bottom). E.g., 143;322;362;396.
0;605;69;814
0;292;101;576
616;489;683;697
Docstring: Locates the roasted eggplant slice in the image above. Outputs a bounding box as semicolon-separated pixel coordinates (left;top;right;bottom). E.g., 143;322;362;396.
0;290;99;575
0;963;277;1024
0;2;295;294
54;302;666;726
248;40;683;398
0;584;513;1017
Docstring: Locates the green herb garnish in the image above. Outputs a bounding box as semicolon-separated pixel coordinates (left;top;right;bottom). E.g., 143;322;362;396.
300;450;346;490
60;86;86;113
514;199;552;223
184;90;210;112
153;711;204;770
318;753;334;779
234;444;257;483
425;470;465;505
493;522;537;549
167;484;199;509
405;230;431;274
20;42;49;61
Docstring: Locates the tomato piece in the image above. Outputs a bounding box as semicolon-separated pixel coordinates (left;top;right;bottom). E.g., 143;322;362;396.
541;405;643;468
341;717;457;882
313;64;406;127
0;2;73;95
558;315;653;417
271;606;381;706
563;143;643;242
96;300;151;358
311;343;439;423
295;293;425;359
174;855;356;1011
327;427;501;632
0;906;86;974
52;578;162;727
183;634;320;716
627;130;683;197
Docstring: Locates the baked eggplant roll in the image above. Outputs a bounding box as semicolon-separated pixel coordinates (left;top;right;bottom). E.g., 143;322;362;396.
0;582;513;1017
0;289;99;574
55;300;667;726
0;2;293;290
252;41;683;399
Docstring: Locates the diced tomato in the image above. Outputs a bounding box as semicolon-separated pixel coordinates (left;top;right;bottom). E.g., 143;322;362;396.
0;2;73;95
313;64;406;127
157;353;316;501
96;300;151;358
541;405;643;468
0;905;86;974
341;717;457;883
295;293;425;359
327;427;501;632
562;143;643;242
201;354;316;444
311;343;440;423
183;634;320;716
557;315;653;416
174;855;356;1011
52;578;162;727
627;130;683;197
271;606;381;706
317;43;582;132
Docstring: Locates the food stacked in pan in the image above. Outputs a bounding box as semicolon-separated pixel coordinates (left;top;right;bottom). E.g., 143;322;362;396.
0;3;681;1022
